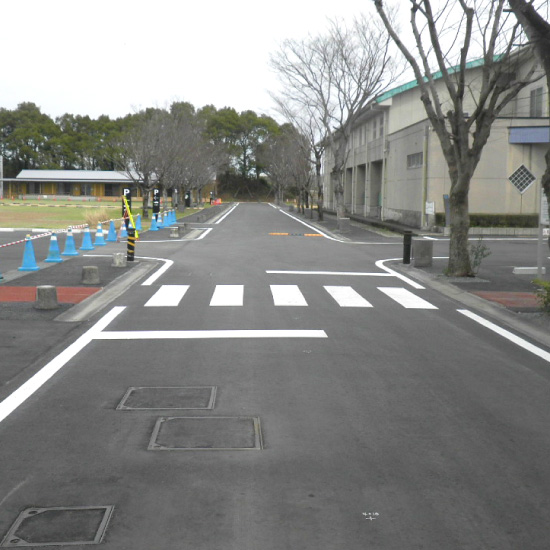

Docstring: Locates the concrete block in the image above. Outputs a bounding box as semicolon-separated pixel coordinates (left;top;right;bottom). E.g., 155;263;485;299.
34;285;59;310
513;266;546;275
170;226;180;238
111;253;127;268
82;265;100;284
413;239;433;267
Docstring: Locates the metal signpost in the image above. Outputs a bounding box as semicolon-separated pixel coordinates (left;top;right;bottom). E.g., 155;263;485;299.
538;191;549;278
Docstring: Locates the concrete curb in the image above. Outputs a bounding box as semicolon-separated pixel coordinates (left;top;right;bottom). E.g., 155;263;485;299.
392;262;550;349
55;261;156;323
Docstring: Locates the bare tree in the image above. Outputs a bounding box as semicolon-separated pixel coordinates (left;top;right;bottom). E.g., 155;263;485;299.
119;110;170;218
374;0;541;276
270;14;401;218
271;91;328;220
259;125;311;206
507;0;550;228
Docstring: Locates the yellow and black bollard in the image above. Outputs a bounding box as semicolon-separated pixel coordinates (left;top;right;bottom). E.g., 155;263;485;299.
127;228;136;262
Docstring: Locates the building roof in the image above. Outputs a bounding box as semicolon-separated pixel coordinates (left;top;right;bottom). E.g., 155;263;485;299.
16;170;137;183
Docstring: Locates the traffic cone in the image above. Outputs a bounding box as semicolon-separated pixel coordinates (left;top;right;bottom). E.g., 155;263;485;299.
106;220;117;242
62;227;79;256
135;214;142;231
79;225;95;251
44;232;63;263
157;212;164;228
150;214;158;231
119;221;128;239
18;235;40;271
94;222;106;246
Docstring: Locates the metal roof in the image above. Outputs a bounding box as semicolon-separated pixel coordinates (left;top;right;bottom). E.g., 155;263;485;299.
16;170;138;183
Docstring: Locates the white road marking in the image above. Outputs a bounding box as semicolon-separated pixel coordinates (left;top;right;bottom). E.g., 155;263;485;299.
215;203;239;224
266;270;392;277
378;287;438;309
375;259;425;290
458;309;550;363
324;286;373;308
145;285;189;307
273;206;340;241
270;285;308;306
140;257;175;286
210;285;244;306
196;228;213;240
0;306;125;425
95;329;327;340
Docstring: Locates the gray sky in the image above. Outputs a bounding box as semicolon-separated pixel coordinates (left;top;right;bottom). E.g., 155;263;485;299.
2;0;374;120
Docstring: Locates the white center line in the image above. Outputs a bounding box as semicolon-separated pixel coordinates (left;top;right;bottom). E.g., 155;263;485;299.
95;329;327;340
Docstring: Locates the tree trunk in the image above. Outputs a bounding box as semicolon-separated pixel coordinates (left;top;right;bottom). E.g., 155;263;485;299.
315;158;324;221
447;185;473;277
332;170;345;218
142;192;150;219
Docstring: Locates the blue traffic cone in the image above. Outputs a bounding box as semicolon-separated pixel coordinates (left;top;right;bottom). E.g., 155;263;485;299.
157;212;164;228
106;220;117;242
94;222;106;246
18;236;40;271
171;210;177;224
44;232;63;263
119;221;128;239
136;214;142;231
150;214;158;231
62;227;79;256
79;225;95;251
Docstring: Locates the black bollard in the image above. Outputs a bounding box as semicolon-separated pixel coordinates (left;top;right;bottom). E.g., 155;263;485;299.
403;231;412;264
127;228;136;262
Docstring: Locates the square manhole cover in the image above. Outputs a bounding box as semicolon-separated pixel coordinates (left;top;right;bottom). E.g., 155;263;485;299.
117;386;217;410
148;416;263;451
0;506;114;547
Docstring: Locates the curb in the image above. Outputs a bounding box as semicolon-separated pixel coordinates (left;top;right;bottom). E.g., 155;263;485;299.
55;261;156;323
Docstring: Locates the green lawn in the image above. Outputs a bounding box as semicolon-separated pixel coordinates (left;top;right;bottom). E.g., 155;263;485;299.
0;199;206;229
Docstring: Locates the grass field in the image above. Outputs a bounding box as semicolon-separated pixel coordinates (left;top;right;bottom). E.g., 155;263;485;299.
0;199;205;229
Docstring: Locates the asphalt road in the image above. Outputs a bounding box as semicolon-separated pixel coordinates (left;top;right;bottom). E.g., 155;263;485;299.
1;203;550;549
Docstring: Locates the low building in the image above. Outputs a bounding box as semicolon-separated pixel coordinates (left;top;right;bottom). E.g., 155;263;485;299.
322;58;549;229
6;170;137;199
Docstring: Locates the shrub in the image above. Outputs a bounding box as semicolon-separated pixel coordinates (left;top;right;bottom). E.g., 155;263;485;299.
84;208;112;228
533;278;550;313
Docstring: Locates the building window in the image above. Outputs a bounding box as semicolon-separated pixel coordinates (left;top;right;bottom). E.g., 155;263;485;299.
371;118;378;141
530;87;543;117
379;116;384;138
407;152;423;169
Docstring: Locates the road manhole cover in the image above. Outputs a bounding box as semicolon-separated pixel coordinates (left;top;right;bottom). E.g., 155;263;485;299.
0;506;114;547
148;416;263;451
117;386;217;410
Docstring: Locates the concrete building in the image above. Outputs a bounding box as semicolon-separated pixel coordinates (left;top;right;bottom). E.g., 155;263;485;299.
322;58;549;229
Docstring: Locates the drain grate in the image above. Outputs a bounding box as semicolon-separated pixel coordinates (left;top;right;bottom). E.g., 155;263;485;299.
0;506;114;547
148;416;263;451
116;386;217;410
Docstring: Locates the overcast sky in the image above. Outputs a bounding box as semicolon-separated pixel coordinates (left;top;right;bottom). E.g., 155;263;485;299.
2;0;377;120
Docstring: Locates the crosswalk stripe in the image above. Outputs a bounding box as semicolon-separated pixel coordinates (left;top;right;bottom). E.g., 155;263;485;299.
377;287;438;309
145;285;189;307
324;286;373;307
210;285;244;306
270;285;308;306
